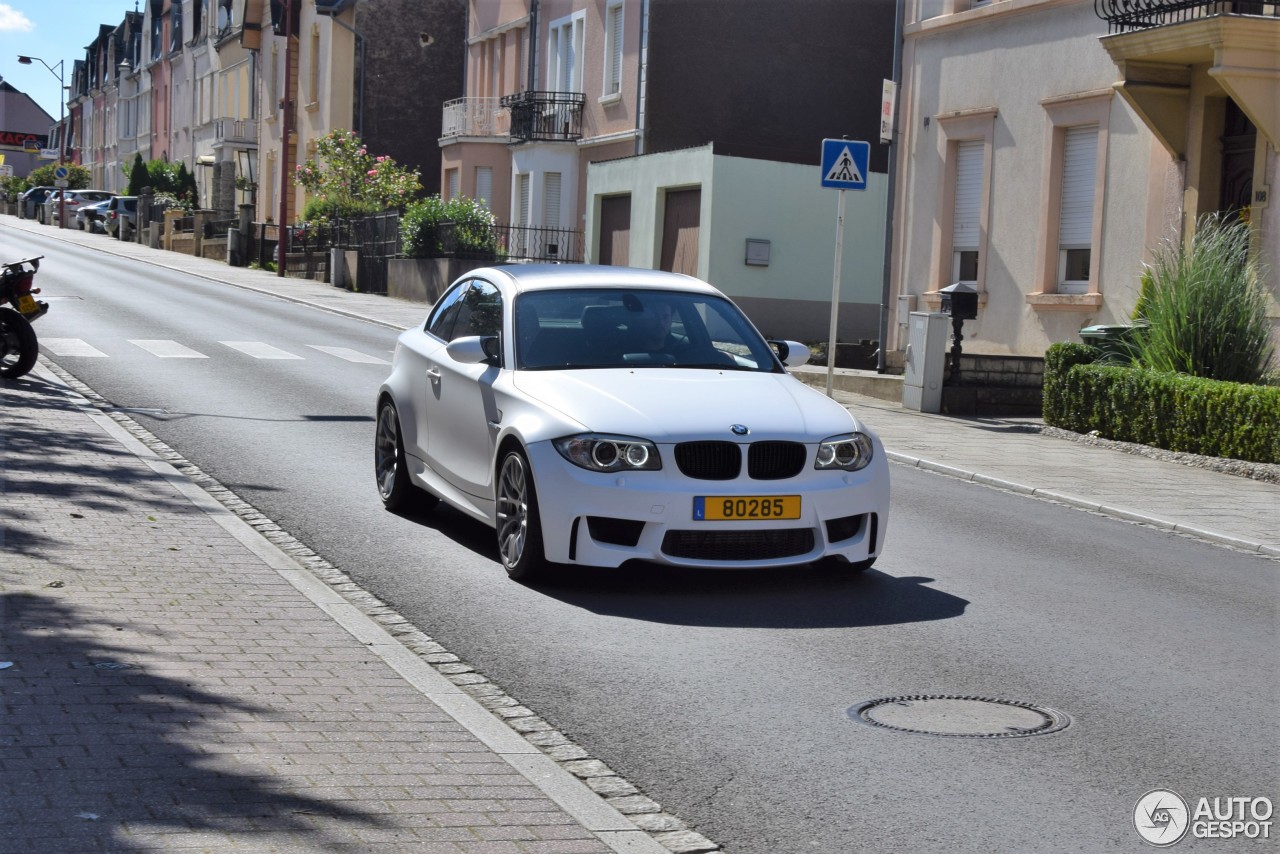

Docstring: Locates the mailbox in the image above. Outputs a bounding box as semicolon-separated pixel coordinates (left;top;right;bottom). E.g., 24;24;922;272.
939;282;978;320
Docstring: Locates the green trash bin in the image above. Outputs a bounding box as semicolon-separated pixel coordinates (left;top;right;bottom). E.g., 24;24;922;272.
1079;324;1144;362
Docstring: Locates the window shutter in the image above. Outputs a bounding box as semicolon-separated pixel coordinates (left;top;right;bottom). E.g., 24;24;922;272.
543;173;561;228
517;173;530;225
952;140;983;250
476;166;493;208
447;169;459;201
1059;125;1098;247
607;4;623;94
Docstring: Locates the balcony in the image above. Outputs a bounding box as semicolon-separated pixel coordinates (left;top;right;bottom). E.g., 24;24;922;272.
500;91;585;144
1095;0;1279;33
440;97;511;139
215;118;258;145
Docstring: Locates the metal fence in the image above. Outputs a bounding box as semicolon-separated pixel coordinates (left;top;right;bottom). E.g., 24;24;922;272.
1095;0;1279;32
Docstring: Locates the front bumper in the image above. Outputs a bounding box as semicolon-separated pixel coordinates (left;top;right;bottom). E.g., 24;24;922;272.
525;438;890;569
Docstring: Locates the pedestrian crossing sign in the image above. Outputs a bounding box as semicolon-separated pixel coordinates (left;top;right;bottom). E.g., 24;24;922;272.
820;139;869;190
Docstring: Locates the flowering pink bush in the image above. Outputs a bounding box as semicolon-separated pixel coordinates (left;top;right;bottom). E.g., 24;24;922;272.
293;129;421;221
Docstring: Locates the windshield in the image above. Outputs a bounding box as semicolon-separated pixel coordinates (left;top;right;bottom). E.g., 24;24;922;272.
515;288;783;372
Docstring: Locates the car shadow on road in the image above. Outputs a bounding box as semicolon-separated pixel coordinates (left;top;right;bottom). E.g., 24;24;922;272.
533;564;968;628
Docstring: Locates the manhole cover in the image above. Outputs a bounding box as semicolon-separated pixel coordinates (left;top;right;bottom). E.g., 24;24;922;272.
849;695;1071;738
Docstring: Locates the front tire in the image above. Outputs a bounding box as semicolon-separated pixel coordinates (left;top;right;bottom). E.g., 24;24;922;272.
0;307;39;379
495;449;547;581
374;399;436;512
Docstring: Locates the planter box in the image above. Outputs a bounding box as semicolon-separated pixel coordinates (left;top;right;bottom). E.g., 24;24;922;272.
386;257;493;304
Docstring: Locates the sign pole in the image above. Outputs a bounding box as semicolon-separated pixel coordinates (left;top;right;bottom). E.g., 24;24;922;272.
826;188;846;398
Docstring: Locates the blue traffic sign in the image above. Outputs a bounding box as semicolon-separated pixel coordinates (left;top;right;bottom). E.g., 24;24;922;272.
820;139;869;190
54;165;69;180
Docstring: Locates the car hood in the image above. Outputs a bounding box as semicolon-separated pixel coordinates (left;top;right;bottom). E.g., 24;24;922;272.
512;368;863;442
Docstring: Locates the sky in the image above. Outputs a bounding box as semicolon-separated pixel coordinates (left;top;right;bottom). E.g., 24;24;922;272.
0;1;142;120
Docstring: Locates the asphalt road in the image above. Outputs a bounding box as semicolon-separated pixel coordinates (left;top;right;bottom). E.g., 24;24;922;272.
12;233;1276;853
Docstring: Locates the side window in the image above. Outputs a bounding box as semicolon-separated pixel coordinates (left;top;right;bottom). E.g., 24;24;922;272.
426;282;471;340
452;280;503;339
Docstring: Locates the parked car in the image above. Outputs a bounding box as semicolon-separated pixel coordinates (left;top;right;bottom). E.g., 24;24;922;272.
102;196;138;238
75;199;114;233
47;190;115;225
18;186;57;221
374;264;891;581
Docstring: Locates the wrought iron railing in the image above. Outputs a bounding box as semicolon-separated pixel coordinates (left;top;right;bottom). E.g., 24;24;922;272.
1095;0;1279;32
500;91;585;143
441;97;512;138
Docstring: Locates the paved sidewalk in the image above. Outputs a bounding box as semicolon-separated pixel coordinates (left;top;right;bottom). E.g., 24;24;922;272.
1;367;671;853
1;214;1276;852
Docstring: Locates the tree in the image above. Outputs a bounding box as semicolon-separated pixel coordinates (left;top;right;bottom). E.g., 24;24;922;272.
126;153;149;195
176;163;198;208
27;162;90;189
293;129;421;222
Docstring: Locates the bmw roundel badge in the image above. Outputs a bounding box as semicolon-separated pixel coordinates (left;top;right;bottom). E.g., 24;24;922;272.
731;424;749;436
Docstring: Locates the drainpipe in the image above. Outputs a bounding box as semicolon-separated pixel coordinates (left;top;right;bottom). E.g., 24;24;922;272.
635;0;649;155
277;0;293;276
876;0;905;373
527;0;538;92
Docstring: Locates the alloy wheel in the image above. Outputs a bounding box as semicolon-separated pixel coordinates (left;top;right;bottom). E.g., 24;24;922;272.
496;453;529;567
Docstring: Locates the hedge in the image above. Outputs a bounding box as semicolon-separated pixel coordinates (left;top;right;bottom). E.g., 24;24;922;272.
1043;342;1280;464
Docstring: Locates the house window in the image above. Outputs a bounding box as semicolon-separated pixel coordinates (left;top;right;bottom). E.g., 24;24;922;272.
543;172;561;228
476;166;493;208
603;2;624;98
1030;92;1110;304
547;12;585;92
170;1;183;53
268;43;279;113
446;168;459;201
952;140;984;284
309;24;320;106
1058;125;1098;294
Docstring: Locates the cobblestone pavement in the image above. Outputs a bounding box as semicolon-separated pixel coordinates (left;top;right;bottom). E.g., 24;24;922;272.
2;215;1275;853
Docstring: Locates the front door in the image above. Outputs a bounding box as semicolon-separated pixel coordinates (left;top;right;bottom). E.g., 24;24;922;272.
1220;99;1256;220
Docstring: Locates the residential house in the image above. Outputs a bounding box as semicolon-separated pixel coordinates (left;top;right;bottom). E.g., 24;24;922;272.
443;0;898;343
210;0;259;213
252;0;465;228
117;12;149;179
1096;0;1279;348
888;0;1278;360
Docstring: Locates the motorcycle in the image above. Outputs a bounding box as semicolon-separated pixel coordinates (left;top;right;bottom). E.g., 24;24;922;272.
0;256;48;379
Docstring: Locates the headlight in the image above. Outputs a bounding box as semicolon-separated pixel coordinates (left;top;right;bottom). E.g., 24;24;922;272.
553;434;662;472
815;432;874;472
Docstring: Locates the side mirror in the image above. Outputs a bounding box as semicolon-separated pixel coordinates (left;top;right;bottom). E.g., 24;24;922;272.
769;340;811;368
446;335;501;366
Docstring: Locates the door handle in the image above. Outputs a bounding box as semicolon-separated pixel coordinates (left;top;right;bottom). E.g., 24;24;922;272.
426;367;441;383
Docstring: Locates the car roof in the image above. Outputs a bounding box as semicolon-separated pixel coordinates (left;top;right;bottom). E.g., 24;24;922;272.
473;264;722;297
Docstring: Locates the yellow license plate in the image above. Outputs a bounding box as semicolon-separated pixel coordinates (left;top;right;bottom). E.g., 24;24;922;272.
16;294;37;315
693;495;801;521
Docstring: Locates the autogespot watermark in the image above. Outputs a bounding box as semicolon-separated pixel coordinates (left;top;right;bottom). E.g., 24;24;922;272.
1135;790;1273;846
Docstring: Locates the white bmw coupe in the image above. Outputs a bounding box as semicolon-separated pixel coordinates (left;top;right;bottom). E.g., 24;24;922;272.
375;265;889;581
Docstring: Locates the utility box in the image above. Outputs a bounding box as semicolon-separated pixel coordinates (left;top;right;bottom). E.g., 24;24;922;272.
903;312;948;412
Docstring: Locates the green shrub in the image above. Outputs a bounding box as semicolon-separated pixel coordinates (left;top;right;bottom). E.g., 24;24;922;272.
1132;213;1274;384
1042;342;1280;464
302;196;379;223
401;195;497;259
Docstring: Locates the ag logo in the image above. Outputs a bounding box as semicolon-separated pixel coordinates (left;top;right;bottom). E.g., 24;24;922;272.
1135;789;1190;847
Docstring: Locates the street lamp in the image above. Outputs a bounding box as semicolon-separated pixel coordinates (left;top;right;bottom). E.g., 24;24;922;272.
17;54;67;229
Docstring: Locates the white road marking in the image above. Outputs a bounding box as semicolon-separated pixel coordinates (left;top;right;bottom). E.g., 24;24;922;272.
128;339;208;358
220;341;304;359
307;345;391;365
40;338;108;357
